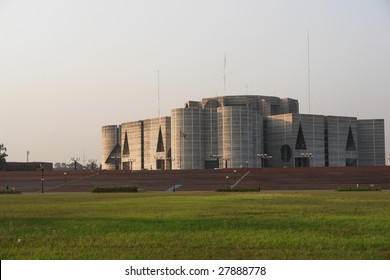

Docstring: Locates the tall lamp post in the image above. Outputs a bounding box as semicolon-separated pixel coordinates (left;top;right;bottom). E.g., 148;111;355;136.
257;154;273;168
110;156;120;170
226;176;229;189
301;152;314;167
40;165;44;193
88;159;97;170
211;154;223;168
222;157;231;169
71;157;80;170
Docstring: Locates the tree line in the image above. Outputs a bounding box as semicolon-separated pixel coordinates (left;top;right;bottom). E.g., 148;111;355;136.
0;143;7;170
53;161;100;170
0;143;100;171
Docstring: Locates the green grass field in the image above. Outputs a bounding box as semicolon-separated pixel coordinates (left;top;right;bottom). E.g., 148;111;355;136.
1;191;389;259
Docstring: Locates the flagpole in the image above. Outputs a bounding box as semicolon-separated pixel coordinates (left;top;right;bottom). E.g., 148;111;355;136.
224;53;227;96
157;70;160;119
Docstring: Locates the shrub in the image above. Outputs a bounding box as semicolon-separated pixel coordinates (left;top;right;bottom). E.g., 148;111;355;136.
337;185;381;192
0;190;22;194
92;185;138;193
215;188;260;192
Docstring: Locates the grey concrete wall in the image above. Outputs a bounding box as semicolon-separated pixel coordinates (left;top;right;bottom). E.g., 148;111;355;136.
326;116;358;167
281;98;299;114
102;95;384;170
101;125;121;170
266;114;325;168
266;114;294;168
202;108;219;163
358;119;385;166
120;121;143;170
293;114;325;167
143;117;171;170
217;106;263;168
200;95;299;117
171;108;203;169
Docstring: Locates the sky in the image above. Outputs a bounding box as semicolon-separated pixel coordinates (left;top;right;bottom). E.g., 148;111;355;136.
1;0;389;164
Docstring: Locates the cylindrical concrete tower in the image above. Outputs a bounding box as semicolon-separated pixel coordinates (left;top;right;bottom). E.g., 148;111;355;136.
171;108;203;169
101;125;121;170
218;106;263;168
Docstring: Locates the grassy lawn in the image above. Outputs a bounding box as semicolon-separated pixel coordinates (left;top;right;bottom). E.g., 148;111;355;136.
0;191;389;259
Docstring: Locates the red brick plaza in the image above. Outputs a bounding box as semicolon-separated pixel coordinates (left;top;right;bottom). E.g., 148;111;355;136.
1;166;389;193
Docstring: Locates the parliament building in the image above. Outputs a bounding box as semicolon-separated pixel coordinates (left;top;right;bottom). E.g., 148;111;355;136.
102;95;385;170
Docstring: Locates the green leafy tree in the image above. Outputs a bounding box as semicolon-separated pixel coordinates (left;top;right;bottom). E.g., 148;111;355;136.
0;143;8;170
53;161;85;170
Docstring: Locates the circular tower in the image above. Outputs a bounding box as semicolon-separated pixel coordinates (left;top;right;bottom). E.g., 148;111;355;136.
101;125;121;170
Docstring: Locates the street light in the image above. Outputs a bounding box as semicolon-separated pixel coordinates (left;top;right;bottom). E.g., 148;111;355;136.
40;165;44;193
226;176;229;188
64;172;67;183
301;153;314;167
211;154;223;168
257;154;273;168
88;159;97;170
301;152;314;158
222;157;231;169
71;157;80;170
234;170;237;182
110;156;120;170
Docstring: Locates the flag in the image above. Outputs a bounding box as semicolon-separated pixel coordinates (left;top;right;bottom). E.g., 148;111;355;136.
180;130;187;139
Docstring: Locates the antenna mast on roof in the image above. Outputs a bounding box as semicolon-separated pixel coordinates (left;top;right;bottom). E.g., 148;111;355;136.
224;53;227;96
157;70;160;119
307;30;311;114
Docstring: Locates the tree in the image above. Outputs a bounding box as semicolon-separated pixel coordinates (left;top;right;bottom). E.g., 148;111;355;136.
0;143;8;170
53;161;87;170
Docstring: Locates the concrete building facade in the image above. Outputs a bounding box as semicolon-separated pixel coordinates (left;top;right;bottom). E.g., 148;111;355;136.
143;117;171;170
357;119;385;166
101;95;385;170
120;121;143;171
266;114;362;168
217;106;263;169
101;125;121;170
117;117;171;171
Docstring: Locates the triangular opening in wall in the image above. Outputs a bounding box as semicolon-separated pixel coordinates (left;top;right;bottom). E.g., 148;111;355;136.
156;126;165;152
123;131;130;156
346;126;357;151
295;122;307;150
105;144;121;163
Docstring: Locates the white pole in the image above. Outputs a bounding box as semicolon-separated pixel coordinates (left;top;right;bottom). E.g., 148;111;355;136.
307;30;311;114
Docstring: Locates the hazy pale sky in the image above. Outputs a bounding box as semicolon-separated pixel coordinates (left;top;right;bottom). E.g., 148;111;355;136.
1;0;389;164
